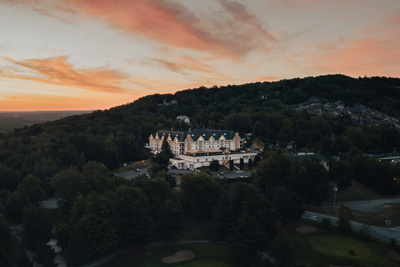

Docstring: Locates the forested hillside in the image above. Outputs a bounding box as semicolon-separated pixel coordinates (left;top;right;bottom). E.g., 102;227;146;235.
1;74;400;265
1;75;400;191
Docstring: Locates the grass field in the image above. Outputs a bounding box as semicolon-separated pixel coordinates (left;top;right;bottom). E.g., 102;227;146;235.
285;224;400;267
100;243;242;267
309;235;372;258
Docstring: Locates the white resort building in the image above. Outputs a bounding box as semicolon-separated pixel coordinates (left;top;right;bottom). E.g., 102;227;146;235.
148;129;257;170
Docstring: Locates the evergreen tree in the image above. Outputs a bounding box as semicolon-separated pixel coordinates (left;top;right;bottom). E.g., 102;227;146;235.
248;158;253;169
22;205;52;249
209;160;220;172
337;204;352;233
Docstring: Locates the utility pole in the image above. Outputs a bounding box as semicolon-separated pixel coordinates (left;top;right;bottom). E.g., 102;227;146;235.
333;184;338;207
385;220;391;241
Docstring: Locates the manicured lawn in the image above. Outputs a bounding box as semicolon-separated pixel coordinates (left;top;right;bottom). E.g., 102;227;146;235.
309;235;372;258
101;243;241;267
285;225;400;267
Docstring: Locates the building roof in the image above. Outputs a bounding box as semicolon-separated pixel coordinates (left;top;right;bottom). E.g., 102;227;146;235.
286;152;329;162
154;130;185;141
185;129;236;140
187;148;222;154
152;129;236;141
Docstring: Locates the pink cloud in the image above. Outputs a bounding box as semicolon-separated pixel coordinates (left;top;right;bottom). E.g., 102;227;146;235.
253;76;280;82
1;56;129;93
310;29;400;77
67;0;275;59
155;56;213;75
219;0;276;41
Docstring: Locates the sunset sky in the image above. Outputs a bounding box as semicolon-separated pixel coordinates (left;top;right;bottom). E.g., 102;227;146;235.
1;0;399;111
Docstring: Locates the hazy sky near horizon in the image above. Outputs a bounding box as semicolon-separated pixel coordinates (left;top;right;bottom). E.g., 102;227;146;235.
1;0;399;111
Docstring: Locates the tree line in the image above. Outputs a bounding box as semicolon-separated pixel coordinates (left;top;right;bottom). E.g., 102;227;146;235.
1;74;400;265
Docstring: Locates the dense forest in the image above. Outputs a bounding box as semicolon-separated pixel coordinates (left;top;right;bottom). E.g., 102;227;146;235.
1;74;400;266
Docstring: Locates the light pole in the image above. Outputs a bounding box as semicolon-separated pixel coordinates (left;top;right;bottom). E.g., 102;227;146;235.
333;184;338;207
385;219;391;241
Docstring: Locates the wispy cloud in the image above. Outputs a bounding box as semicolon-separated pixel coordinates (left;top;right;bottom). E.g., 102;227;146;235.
219;0;275;41
252;76;280;82
308;15;400;77
154;56;213;75
67;0;276;59
0;0;78;19
1;56;129;93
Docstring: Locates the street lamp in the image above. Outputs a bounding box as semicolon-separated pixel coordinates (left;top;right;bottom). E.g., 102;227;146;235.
333;184;338;207
385;220;391;241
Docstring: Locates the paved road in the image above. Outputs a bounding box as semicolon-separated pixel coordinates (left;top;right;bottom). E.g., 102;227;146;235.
303;211;400;245
338;196;400;212
116;168;251;180
40;198;58;208
115;168;150;179
212;170;251;179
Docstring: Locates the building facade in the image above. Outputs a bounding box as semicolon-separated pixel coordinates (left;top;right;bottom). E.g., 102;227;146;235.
149;129;242;155
149;129;255;170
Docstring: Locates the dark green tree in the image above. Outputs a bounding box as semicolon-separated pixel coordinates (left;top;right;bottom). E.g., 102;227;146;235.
149;140;172;177
252;152;292;195
50;167;82;214
253;154;261;167
67;224;92;265
330;160;352;189
248;158;253;169
155;170;176;188
153;191;184;239
232;213;267;253
213;192;235;238
289;157;329;205
337;204;352;234
132;176;171;212
239;158;244;170
209;160;220;172
80;161;114;195
5;191;26;222
181;172;223;219
272;187;304;224
229;160;234;171
111;186;155;244
0;214;11;267
18;175;46;205
22;205;52;249
161;139;174;159
70;194;120;257
270;235;293;266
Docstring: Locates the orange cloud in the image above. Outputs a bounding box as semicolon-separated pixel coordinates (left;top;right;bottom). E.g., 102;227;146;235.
0;93;136;111
1;56;129;93
311;36;400;77
155;56;214;75
68;0;275;59
219;0;276;41
253;76;280;82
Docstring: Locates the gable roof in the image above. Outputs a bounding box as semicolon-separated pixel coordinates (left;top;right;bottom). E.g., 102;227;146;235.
185;129;235;140
154;130;185;141
151;129;237;141
286;152;329;162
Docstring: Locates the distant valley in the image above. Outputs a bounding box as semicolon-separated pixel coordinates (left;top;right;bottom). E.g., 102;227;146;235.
0;110;93;133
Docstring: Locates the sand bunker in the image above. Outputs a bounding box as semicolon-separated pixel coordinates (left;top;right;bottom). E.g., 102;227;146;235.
162;250;195;263
296;225;317;233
